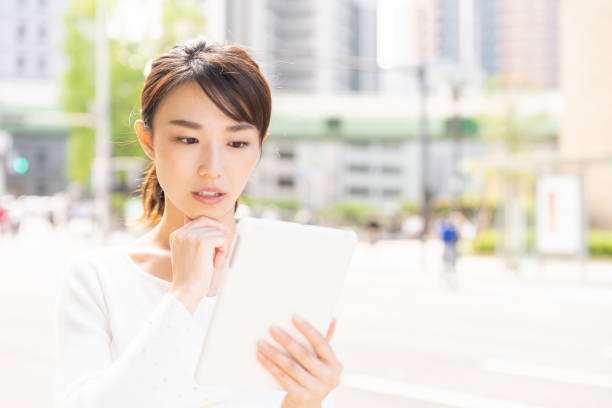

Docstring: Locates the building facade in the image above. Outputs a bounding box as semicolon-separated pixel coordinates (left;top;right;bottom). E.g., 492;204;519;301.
0;0;69;197
207;0;378;93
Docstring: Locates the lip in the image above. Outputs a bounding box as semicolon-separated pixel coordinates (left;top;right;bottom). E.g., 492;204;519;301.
194;186;225;194
192;191;226;205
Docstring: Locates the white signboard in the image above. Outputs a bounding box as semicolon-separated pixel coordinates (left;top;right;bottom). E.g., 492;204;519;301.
536;175;583;255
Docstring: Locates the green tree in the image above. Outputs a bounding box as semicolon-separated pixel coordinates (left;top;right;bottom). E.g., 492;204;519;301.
61;0;206;188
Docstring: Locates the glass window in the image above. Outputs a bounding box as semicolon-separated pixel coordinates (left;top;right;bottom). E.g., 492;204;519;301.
278;150;294;160
348;187;369;197
382;189;400;197
277;176;294;188
16;56;25;72
17;24;26;40
347;164;369;173
381;166;401;174
37;56;46;72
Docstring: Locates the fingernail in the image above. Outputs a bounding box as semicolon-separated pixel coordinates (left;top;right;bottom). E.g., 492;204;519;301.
293;314;305;324
270;325;285;337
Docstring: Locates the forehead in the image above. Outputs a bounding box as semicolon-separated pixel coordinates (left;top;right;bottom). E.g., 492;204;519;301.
153;81;232;127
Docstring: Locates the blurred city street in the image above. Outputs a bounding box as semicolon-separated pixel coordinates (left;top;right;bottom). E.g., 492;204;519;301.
1;218;611;407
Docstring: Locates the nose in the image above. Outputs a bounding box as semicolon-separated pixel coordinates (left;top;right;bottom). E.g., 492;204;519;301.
197;142;222;178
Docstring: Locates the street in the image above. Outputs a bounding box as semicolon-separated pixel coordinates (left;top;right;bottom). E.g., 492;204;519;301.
1;221;611;407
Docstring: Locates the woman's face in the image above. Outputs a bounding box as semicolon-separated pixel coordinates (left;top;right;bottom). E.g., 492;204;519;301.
137;81;263;221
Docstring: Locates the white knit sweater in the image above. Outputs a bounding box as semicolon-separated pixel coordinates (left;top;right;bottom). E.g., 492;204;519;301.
54;245;335;408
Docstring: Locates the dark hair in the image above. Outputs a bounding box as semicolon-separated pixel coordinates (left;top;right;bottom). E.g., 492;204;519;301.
136;37;272;225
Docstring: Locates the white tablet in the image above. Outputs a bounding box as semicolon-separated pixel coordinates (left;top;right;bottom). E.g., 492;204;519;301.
194;216;358;391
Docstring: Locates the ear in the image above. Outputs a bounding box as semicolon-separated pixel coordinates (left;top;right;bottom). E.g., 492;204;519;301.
134;120;155;160
261;129;269;144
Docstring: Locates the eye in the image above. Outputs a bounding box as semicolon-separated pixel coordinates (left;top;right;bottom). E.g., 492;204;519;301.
229;141;249;149
176;137;198;144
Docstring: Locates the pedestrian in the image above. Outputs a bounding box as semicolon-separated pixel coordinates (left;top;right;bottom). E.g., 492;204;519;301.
55;37;341;408
365;215;381;245
437;215;460;288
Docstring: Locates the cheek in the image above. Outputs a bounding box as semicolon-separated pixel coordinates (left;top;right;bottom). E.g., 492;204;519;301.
155;151;191;190
227;152;259;189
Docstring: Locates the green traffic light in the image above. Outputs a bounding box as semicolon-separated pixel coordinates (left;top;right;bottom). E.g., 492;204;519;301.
13;157;29;174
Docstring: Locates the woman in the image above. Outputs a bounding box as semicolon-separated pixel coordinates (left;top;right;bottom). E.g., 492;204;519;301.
55;37;342;408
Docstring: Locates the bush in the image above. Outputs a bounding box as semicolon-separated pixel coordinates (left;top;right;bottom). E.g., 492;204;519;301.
589;230;612;257
472;229;500;253
330;201;377;227
472;228;612;257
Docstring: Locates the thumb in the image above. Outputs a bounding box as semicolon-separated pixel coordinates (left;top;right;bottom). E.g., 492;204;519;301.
326;317;337;342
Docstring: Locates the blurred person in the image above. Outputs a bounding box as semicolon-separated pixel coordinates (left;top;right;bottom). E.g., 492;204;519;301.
402;213;424;238
387;214;402;238
0;204;9;236
55;38;341;408
436;214;460;289
365;214;381;245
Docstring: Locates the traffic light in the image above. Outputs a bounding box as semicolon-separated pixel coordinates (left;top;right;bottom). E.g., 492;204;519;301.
12;156;29;174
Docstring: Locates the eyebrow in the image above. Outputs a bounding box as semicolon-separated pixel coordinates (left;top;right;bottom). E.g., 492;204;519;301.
168;119;255;132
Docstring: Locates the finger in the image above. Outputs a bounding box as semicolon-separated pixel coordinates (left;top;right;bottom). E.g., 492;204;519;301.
257;340;319;391
183;214;230;234
326;318;337;342
269;326;339;387
188;230;229;269
256;350;305;396
292;315;342;369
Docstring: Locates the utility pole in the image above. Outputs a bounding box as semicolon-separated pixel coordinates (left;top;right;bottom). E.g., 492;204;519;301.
417;65;431;241
0;131;10;197
451;83;463;210
93;0;111;241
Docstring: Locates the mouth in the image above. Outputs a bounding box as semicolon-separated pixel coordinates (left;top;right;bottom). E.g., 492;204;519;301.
192;191;226;205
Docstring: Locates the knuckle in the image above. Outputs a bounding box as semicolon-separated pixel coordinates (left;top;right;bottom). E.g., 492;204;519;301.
285;358;300;373
330;375;341;388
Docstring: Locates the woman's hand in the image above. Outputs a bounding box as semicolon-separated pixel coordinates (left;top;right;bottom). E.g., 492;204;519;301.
169;214;231;313
256;316;343;408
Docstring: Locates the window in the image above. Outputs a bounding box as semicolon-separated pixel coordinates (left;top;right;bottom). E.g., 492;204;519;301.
37;180;46;196
347;141;370;148
17;24;26;40
347;164;369;173
381;166;401;174
278;150;294;160
36;149;46;165
348;187;369;197
382;189;400;197
277;176;294;188
37;56;46;72
382;141;402;149
16;56;25;72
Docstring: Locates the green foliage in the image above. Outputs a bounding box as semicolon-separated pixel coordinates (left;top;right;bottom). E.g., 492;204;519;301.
472;229;500;253
588;230;612;257
398;201;420;216
329;201;377;226
473;229;612;257
61;0;206;189
239;195;300;211
475;109;556;154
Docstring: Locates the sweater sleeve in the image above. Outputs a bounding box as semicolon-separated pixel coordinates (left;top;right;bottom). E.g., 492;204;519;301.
54;255;230;408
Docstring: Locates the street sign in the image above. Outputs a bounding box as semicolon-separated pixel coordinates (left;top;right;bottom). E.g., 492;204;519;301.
536;175;584;255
